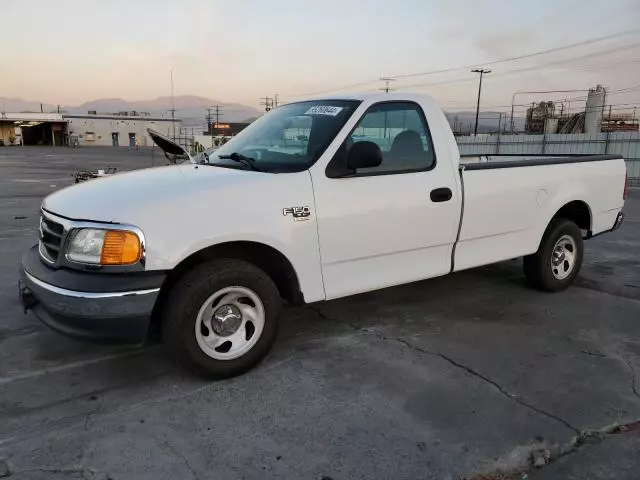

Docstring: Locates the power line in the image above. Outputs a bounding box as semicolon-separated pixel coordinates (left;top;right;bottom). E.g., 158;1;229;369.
537;84;640;104
438;82;640;113
442;97;640;112
551;58;640;70
389;28;640;80
283;28;640;100
395;43;640;91
285;79;379;100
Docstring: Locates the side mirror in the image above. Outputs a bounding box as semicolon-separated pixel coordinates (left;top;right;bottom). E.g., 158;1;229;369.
347;141;382;170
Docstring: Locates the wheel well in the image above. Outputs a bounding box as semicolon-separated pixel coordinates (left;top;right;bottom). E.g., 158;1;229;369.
552;201;591;232
158;241;303;307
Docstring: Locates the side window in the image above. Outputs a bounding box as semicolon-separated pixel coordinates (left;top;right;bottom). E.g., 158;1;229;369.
348;102;435;174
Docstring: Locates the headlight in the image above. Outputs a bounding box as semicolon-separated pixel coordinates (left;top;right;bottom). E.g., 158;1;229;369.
66;228;142;265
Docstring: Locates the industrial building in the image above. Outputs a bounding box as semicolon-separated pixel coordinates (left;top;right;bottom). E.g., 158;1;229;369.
0;111;181;147
66;113;181;147
524;85;639;135
0;113;67;146
524;101;558;134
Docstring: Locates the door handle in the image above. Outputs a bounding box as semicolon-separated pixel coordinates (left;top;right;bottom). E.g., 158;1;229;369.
430;187;452;203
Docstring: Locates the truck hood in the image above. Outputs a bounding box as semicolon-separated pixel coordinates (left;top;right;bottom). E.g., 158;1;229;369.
43;164;272;223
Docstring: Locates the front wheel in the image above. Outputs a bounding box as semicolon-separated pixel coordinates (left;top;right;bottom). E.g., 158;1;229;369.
523;219;584;292
162;259;282;379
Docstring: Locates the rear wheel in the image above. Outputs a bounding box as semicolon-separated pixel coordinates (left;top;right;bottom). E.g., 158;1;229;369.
523;219;583;292
162;259;281;379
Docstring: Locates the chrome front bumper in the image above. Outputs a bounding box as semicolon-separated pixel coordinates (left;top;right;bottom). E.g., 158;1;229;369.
20;246;164;343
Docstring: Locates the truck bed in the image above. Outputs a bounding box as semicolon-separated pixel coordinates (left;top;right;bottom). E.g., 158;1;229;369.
453;154;626;272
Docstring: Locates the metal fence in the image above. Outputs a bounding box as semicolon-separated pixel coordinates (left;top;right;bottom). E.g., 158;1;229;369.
456;132;640;185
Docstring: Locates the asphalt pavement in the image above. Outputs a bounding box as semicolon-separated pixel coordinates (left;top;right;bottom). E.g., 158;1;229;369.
0;146;639;479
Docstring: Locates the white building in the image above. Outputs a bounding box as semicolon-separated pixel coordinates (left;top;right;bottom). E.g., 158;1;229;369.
65;113;181;147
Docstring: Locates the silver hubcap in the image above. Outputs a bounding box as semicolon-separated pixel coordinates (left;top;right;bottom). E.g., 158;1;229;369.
195;286;265;360
551;234;577;280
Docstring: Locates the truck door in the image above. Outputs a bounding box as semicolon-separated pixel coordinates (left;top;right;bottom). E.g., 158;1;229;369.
311;101;460;299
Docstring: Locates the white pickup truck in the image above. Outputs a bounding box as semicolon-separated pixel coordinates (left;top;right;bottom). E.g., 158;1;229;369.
19;93;627;378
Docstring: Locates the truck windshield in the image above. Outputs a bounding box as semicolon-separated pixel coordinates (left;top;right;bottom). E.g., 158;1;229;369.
202;100;361;173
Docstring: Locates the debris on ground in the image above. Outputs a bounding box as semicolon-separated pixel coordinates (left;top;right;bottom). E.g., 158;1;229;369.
468;419;640;480
530;448;552;467
72;167;117;183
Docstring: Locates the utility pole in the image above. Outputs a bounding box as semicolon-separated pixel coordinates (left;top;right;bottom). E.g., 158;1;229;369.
379;77;396;93
206;107;213;146
260;97;273;112
208;105;223;144
214;105;222;128
170;69;176;140
273;94;279;108
510;93;515;133
206;108;213;132
471;68;491;136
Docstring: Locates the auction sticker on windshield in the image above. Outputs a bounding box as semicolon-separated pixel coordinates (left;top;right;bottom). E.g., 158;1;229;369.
305;106;344;116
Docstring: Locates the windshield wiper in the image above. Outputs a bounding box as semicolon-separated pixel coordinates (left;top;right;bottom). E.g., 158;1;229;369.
217;152;262;172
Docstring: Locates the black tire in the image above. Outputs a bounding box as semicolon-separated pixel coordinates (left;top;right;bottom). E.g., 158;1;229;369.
523;218;584;292
162;258;282;379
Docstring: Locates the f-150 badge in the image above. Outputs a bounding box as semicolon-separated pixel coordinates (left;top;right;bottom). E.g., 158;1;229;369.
282;206;311;221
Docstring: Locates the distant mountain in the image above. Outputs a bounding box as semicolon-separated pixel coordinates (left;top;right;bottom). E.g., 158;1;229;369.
134;95;220;110
2;95;523;132
73;95;261;126
75;98;132;112
0;97;56;113
0;95;262;126
71;95;262;126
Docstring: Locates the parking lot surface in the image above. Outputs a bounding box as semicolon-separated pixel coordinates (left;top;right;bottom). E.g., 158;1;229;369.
1;146;639;479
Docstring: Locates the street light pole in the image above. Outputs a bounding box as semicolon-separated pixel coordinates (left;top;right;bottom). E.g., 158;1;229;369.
471;68;491;136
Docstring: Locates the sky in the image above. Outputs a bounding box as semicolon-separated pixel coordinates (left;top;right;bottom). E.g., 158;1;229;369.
2;0;640;115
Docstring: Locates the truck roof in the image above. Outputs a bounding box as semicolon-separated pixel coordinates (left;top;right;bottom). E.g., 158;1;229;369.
299;92;437;104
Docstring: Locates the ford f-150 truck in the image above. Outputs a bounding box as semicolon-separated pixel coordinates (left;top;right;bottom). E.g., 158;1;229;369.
19;93;627;379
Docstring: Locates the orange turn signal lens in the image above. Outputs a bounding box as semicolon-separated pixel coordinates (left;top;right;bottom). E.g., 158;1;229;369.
100;230;142;265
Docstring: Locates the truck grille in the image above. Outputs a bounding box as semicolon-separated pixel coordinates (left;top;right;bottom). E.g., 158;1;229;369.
39;215;65;263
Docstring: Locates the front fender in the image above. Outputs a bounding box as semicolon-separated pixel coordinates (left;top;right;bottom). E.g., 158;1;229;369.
133;171;326;303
